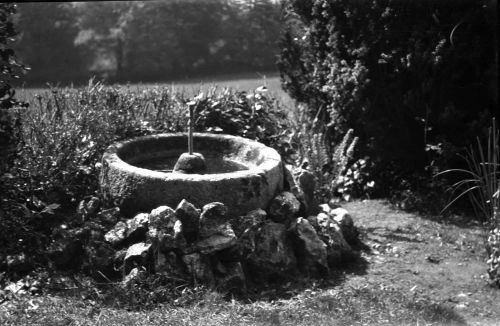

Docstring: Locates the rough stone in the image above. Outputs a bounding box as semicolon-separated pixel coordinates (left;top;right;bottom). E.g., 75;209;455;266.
215;261;246;293
243;221;297;278
315;213;352;266
288;217;328;277
230;208;267;237
125;213;149;244
268;191;301;223
173;152;207;174
181;253;215;286
148;206;186;251
175;199;201;242
199;202;229;236
154;251;185;277
149;206;176;229
197;203;236;253
196;228;237;254
330;207;358;245
104;221;127;247
124;242;152;274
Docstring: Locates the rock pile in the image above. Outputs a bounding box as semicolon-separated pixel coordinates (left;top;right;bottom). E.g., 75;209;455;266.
46;176;359;292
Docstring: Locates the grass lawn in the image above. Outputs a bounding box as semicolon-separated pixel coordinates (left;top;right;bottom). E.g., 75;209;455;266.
15;72;292;107
2;200;498;326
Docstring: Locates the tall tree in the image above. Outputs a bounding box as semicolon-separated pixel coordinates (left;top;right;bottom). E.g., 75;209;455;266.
15;3;85;84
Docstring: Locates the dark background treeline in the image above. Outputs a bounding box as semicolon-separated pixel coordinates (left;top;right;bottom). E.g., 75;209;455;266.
13;0;282;86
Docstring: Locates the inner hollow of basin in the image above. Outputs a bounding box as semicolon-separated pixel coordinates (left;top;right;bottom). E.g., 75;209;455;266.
130;153;250;174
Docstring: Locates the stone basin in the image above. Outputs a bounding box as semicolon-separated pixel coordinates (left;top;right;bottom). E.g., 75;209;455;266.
100;133;284;217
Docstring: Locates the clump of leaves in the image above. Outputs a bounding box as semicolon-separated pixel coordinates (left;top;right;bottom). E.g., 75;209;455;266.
194;85;290;154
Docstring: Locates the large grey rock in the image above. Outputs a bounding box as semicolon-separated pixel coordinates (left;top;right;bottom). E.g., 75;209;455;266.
196;228;236;254
105;221;127;247
100;133;283;217
197;202;236;254
215;261;246;293
199;203;228;235
314;213;352;266
149;206;175;226
318;205;358;245
268;191;301;223
124;242;152;274
175;199;201;242
181;253;215;286
230;208;267;237
288;217;328;277
148;206;186;251
330;207;358;245
243;221;297;278
154;251;185;277
125;213;149;243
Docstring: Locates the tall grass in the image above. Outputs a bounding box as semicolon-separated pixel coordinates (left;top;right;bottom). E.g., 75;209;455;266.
438;118;499;224
437;118;499;285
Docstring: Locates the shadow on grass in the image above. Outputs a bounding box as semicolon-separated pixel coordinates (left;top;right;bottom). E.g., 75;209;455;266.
243;248;370;303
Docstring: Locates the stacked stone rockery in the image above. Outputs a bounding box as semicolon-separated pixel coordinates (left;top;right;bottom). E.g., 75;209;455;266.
97;190;358;290
46;168;359;292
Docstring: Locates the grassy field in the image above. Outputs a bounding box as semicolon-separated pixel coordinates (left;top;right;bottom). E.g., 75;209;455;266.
2;200;498;326
16;72;292;106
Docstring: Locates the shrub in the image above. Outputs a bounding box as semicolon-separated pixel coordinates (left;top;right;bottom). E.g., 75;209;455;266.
1;3;27;172
0;3;31;255
194;86;291;153
278;0;497;196
280;102;371;203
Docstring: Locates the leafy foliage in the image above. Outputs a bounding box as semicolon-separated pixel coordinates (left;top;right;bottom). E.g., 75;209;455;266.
280;102;366;203
278;0;497;197
1;3;27;172
194;86;290;151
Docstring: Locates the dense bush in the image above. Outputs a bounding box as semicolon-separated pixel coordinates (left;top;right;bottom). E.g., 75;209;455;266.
278;0;497;197
1;3;26;172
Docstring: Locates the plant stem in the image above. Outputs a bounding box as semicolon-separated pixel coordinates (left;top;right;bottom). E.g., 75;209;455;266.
188;104;193;155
